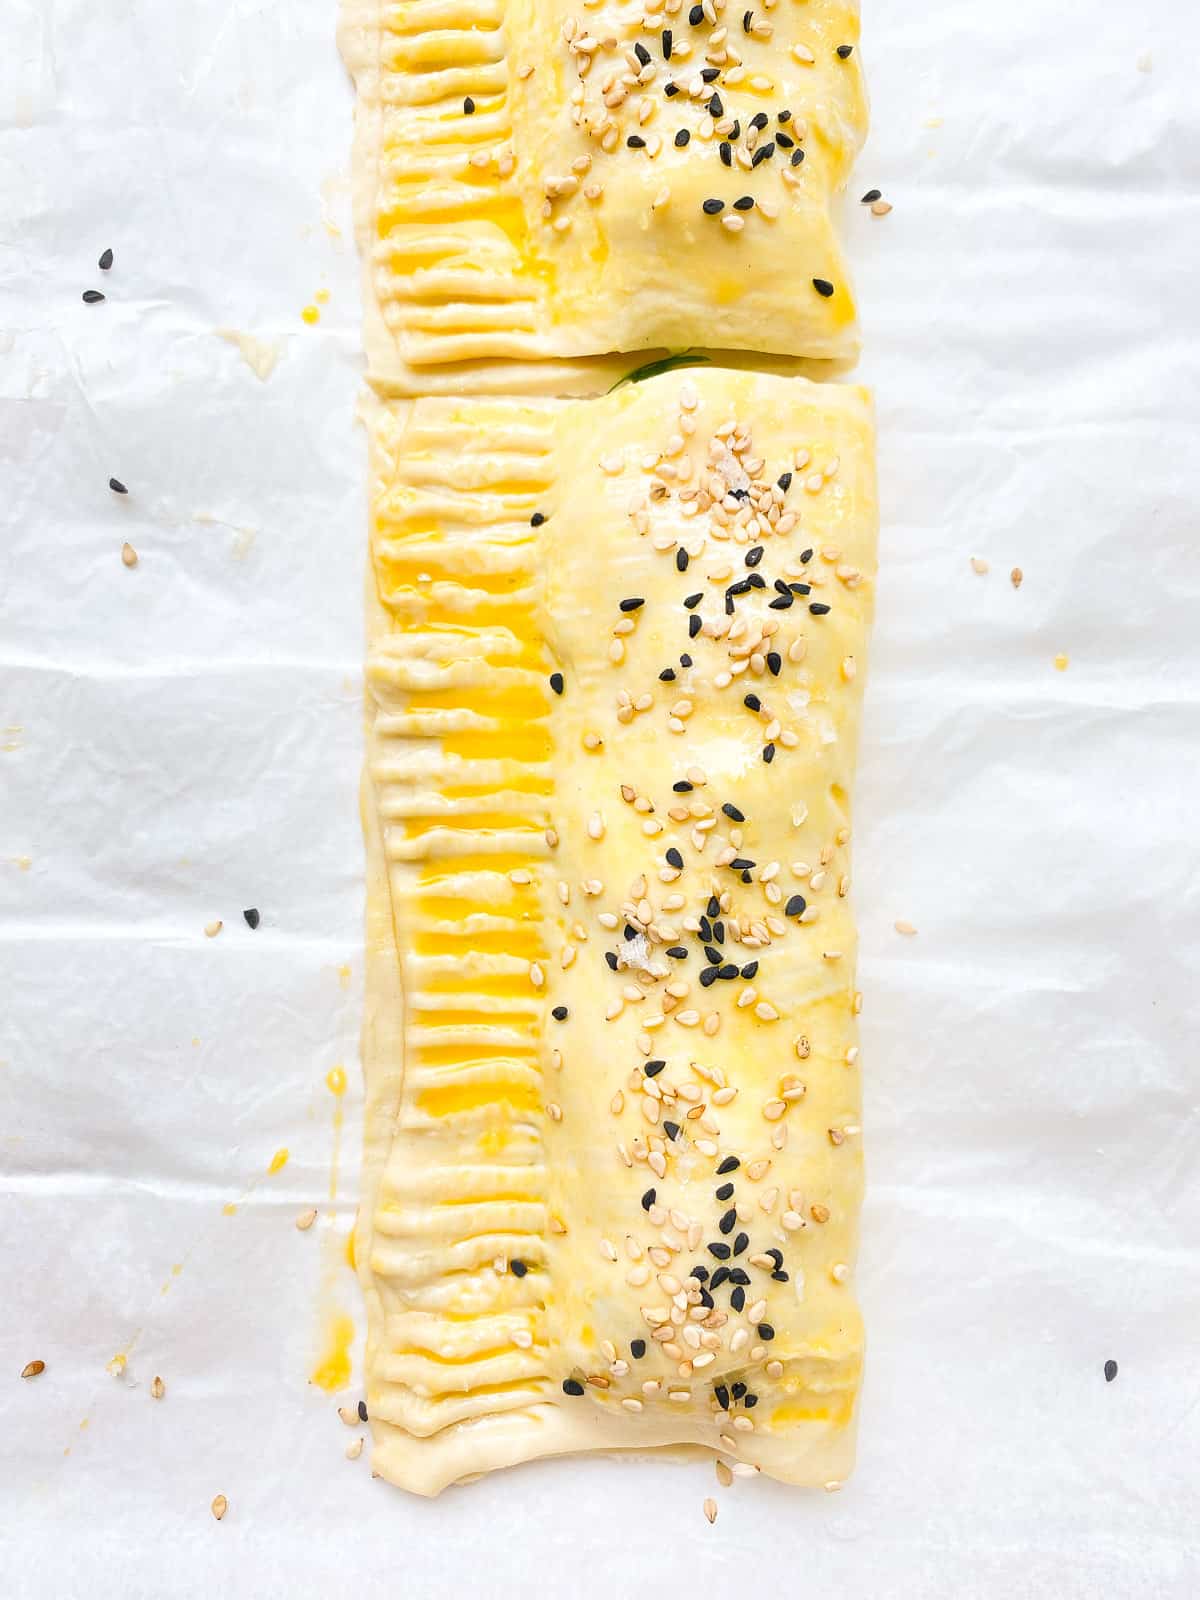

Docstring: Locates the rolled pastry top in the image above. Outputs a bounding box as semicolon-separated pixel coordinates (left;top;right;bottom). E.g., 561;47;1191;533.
341;0;867;385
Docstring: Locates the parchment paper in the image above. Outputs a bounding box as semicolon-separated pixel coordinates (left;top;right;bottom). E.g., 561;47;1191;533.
2;1;1198;1596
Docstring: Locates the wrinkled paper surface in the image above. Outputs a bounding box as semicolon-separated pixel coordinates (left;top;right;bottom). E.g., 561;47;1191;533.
2;1;1198;1595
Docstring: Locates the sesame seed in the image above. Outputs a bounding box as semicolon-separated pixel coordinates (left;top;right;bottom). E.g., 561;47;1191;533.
861;188;882;203
762;743;775;763
791;148;805;166
809;601;831;615
812;278;835;298
463;96;475;113
549;671;564;695
563;1378;585;1396
757;1322;775;1340
620;597;645;612
109;477;128;495
785;894;806;917
702;198;725;215
1104;1359;1118;1382
21;1359;45;1379
836;43;854;58
719;142;732;166
98;248;114;270
895;919;917;936
82;289;105;303
243;908;260;929
531;511;546;526
666;847;684;869
663;28;673;57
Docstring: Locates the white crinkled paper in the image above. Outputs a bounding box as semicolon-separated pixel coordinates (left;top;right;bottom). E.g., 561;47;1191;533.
2;1;1198;1596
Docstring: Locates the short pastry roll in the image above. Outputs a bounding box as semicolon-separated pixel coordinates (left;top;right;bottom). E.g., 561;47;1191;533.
361;367;876;1495
340;0;867;386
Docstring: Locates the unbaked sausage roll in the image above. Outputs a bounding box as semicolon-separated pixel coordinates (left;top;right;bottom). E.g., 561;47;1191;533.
360;367;876;1494
339;0;867;388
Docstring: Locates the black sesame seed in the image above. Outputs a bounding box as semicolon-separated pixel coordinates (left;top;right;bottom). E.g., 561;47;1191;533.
751;143;774;167
776;131;794;149
689;3;703;21
98;248;114;271
563;1378;585;1396
718;1208;737;1234
729;1268;750;1287
708;93;723;117
785;894;807;917
710;1266;731;1289
724;594;735;616
733;195;755;212
690;1265;709;1281
660;667;677;681
718;963;738;980
684;591;703;609
765;1248;782;1268
631;1339;646;1358
719;141;732;167
510;1259;528;1277
749;113;768;133
551;1004;568;1020
243;908;260;929
673;128;690;148
745;546;764;566
663;1120;681;1141
82;290;105;303
704;943;723;964
109;477;128;495
530;511;546;526
665;82;679;97
715;1182;734;1201
861;188;882;204
701;67;720;83
1104;1359;1119;1382
766;651;781;676
746;572;766;590
762;743;776;764
619;597;645;612
700;966;719;987
732;1232;749;1255
729;859;754;872
778;109;792;122
813;277;835;297
791;148;805;166
721;804;744;823
549;671;564;695
758;1322;776;1340
800;547;813;563
730;119;741;138
666;945;688;959
676;547;689;571
743;693;761;712
708;1241;731;1260
777;471;792;491
644;1059;666;1076
730;1286;745;1312
741;870;752;884
605;951;618;971
809;601;832;615
707;896;721;918
744;1393;758;1408
837;43;854;58
715;1383;731;1410
627;134;646;149
358;1399;369;1421
772;1269;789;1281
740;961;758;979
698;916;712;941
702;198;725;215
634;41;651;64
673;780;693;793
689;613;702;638
680;653;693;667
624;924;638;941
463;96;476;113
768;593;794;610
717;1156;739;1174
662;28;673;57
666;847;684;869
712;919;724;943
641;1187;657;1210
789;581;811;595
742;8;752;28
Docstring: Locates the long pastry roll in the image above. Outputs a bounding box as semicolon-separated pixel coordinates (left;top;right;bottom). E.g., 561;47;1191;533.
360;367;876;1494
340;0;867;387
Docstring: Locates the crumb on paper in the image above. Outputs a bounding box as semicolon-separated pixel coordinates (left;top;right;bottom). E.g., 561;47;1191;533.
210;1494;228;1522
895;919;918;936
21;1359;45;1379
924;115;944;128
230;526;257;562
703;1497;718;1524
346;1436;365;1460
296;1208;318;1231
215;328;283;382
1011;566;1024;589
1055;653;1069;672
715;1458;733;1486
150;1375;165;1399
970;556;989;575
204;920;223;938
121;542;138;568
106;1353;127;1379
1137;51;1153;73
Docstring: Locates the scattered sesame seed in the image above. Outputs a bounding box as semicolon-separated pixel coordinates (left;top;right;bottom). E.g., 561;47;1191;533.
1011;567;1024;589
861;189;882;204
98;248;114;270
871;198;893;216
550;671;565;695
150;1375;165;1399
21;1360;45;1379
510;1259;528;1277
1104;1359;1118;1383
531;511;546;526
121;542;138;568
894;919;917;936
295;1208;317;1231
836;43;854;58
812;278;835;298
243;908;260;929
463;96;475;113
702;198;725;215
703;1497;718;1524
211;1495;228;1522
562;1378;584;1396
109;477;128;494
82;289;105;304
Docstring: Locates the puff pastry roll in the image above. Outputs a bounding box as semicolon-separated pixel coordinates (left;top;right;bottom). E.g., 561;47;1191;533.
340;0;867;387
360;367;876;1494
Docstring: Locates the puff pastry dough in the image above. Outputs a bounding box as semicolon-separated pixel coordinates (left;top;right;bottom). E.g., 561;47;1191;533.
340;0;867;388
360;368;876;1494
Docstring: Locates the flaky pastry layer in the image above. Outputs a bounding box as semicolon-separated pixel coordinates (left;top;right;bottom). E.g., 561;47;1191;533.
359;368;875;1494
